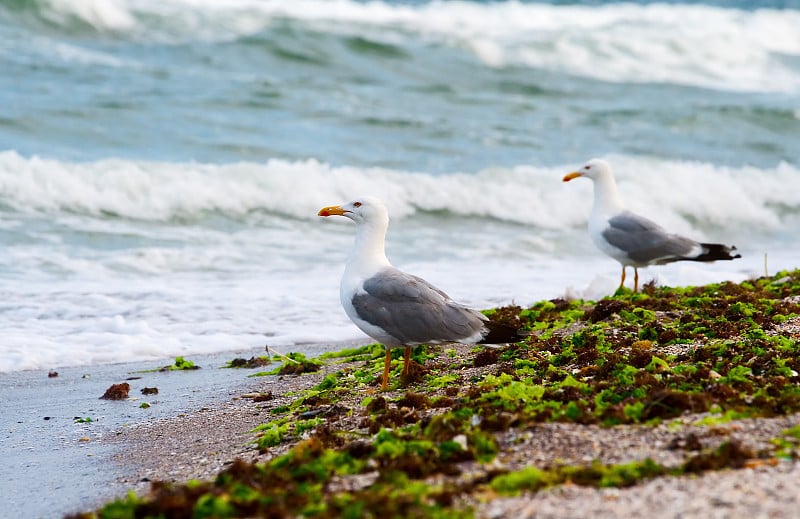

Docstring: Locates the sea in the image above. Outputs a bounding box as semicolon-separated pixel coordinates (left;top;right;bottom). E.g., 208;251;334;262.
0;0;799;373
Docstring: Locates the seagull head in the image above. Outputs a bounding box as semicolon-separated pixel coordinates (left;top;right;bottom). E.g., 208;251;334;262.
318;196;389;225
563;158;613;182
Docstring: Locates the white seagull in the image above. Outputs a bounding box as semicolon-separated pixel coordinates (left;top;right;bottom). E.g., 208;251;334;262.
318;196;513;389
563;158;741;292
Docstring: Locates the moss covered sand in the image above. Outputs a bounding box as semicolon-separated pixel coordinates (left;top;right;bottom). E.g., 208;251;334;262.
70;270;800;518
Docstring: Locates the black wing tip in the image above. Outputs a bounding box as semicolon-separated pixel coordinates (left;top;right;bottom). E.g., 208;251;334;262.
696;242;743;262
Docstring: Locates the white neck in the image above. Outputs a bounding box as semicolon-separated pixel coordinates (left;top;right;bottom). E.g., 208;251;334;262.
591;172;625;217
345;216;391;279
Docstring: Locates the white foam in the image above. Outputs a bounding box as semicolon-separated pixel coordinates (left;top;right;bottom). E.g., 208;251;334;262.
1;237;796;374
38;0;136;32
0;151;797;239
0;272;364;373
0;245;764;372
28;0;800;92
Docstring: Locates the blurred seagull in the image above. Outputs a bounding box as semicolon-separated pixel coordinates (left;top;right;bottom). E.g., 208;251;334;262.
318;196;519;389
563;159;741;292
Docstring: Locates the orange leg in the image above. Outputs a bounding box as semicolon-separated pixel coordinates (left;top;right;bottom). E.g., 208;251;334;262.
634;267;639;293
619;266;627;291
403;346;411;375
382;349;391;390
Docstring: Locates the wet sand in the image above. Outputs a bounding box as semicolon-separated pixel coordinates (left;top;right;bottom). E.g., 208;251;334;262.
0;341;348;519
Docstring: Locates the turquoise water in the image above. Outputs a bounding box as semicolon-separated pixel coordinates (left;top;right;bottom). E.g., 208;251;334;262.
0;0;799;371
3;0;799;169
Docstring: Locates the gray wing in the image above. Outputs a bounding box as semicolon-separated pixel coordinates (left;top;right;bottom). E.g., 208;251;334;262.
351;267;487;345
603;210;698;264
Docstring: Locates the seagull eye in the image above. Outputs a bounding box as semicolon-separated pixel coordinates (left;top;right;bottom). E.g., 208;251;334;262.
584;165;591;170
353;201;362;208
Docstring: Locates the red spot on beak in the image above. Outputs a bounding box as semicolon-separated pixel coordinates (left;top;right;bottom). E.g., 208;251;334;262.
318;205;346;217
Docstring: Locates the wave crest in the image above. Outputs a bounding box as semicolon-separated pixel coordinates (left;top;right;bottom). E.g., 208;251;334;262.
0;151;797;236
8;0;800;92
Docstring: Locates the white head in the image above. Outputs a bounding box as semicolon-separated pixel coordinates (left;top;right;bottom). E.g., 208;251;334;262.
317;196;389;227
562;158;624;214
563;158;614;183
318;196;392;270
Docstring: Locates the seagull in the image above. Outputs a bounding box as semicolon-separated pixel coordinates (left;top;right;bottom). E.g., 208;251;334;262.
318;196;516;389
563;159;741;292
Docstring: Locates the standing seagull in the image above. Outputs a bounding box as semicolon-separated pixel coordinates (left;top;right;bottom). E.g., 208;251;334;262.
318;196;506;389
563;159;741;292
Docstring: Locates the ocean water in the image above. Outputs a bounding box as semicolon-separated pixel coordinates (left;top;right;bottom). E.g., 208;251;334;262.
0;0;799;372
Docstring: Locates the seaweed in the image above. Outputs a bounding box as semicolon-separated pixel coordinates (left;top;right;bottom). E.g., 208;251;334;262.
75;270;800;518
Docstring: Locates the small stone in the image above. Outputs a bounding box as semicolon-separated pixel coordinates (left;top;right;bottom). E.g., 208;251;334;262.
452;434;468;451
299;408;324;419
252;392;273;402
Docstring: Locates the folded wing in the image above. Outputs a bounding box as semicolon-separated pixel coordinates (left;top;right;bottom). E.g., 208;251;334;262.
602;210;700;265
351;267;487;345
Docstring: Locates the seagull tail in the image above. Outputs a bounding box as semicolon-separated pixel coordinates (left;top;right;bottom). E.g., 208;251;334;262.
692;243;742;262
479;321;528;345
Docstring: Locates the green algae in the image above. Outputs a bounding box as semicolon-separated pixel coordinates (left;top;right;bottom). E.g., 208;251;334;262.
492;437;771;497
80;438;463;519
137;356;200;373
772;425;800;460
252;419;291;449
491;458;667;495
426;373;460;388
165;356;198;370
319;343;385;361
72;270;800;519
250;352;323;377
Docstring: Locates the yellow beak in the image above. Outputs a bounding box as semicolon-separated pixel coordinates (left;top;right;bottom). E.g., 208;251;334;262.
562;172;583;182
318;205;348;217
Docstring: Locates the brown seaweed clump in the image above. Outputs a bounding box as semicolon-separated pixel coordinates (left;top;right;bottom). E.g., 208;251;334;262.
100;383;130;400
229;356;272;368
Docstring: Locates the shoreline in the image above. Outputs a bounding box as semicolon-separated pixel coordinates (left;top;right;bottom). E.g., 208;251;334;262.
103;353;361;502
0;340;367;519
